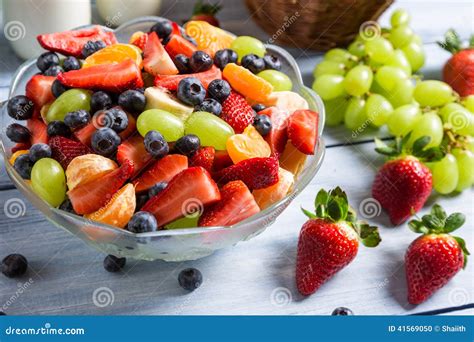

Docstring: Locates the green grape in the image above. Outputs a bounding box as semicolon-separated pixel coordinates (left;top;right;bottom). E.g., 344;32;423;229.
343;65;373;96
46;89;91;123
388;77;414;107
365;37;394;64
408;112;443;148
387;104;421;136
375;66;408;92
344;97;367;130
313;60;346;78
466;136;474;153
432;154;459;194
413;80;454;107
137;109;185;141
385;49;412;76
411;34;423;45
185;111;234;150
257;70;292;92
389;25;414;48
348;41;366;58
312;74;345;100
365;94;393;127
164;215;199;229
401;41;425;72
31;158;66;207
366;57;384;70
462;95;474;112
324;48;356;67
230;36;266;61
439;102;474;136
324;97;348;126
452;149;474;191
390;9;410;27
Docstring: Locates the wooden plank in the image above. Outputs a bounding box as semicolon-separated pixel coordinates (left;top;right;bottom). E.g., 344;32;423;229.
0;142;471;315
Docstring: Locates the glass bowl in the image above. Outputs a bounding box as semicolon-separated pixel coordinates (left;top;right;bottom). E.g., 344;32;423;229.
0;17;326;261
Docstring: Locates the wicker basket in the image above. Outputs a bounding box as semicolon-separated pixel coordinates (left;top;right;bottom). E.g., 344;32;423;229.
245;0;393;51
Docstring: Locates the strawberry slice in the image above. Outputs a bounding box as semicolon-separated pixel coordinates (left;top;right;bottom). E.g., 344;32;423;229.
189;146;215;171
214;157;279;190
49;136;91;169
171;22;182;36
221;91;255;133
27;118;48;145
25;75;55;108
68;160;133;215
129;31;148;51
199;180;260;227
74;122;96;146
117;134;153;178
212;150;233;172
165;34;198;58
37;26;117;57
142;167;220;226
154;65;221;91
259;107;290;157
287;109;319;155
133;154;188;192
143;32;179;76
57;59;143;93
12;142;31;153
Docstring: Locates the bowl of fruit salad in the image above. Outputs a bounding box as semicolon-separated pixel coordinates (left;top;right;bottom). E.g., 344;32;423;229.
1;17;325;261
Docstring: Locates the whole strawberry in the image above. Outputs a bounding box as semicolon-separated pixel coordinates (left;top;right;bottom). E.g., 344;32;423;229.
189;0;221;27
438;29;474;97
372;135;444;225
296;187;381;296
405;204;469;304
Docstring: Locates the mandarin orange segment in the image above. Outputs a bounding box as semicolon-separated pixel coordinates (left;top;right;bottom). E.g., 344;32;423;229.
82;43;143;68
279;141;308;176
223;63;273;102
253;168;294;210
9;150;29;165
226;125;271;164
66;154;117;191
184;21;234;57
84;183;136;228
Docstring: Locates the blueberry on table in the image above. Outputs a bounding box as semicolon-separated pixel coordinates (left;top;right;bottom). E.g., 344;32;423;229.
6;123;30;143
144;130;169;159
189;51;213;72
195;98;222;116
47;120;70;137
149;19;172;39
174;54;191;74
51;79;68;98
127;211;158;233
253;114;272;136
91;128;121;157
29;143;52;163
103;255;126;273
13;154;34;179
90;91;113;114
331;307;354;316
174;134;200;157
7;95;34;120
62;56;81;72
241;54;265;74
103;107;129;133
64;110;91;130
178;268;203;291
148;182;168;198
1;254;28;278
252;103;266;113
43;65;63;76
118;90;146;113
207;79;231;102
263;54;282;71
36;51;59;72
213;49;238;69
177;77;206;106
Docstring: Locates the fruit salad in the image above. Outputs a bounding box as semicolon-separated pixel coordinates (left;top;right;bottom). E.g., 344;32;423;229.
5;19;319;233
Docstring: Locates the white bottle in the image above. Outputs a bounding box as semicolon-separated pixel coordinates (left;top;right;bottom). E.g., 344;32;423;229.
96;0;162;27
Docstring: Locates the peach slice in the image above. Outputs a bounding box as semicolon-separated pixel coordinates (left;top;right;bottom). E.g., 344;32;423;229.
66;154;117;191
253;168;294;210
226;125;271;164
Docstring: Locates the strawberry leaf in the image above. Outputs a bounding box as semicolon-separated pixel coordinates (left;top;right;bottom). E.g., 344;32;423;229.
301;207;317;219
421;214;443;230
437;29;462;54
469;34;474;48
452;236;470;269
357;223;381;247
444;213;465;232
315;189;329;209
431;203;447;222
412;136;431;155
408;219;429;234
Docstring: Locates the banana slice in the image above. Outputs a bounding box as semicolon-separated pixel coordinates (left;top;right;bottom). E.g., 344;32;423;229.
145;87;194;121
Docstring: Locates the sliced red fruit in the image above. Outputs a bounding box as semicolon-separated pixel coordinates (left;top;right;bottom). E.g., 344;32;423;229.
27;118;48;145
212;150;233;172
116;134;153;178
25;75;55;108
165;34;198;58
12;142;31;153
221;91;255;133
133;154;189;192
37;26;117;57
49;136;91;169
74;122;96;147
199;180;260;227
119;111;136;141
259;107;290;157
154;65;221;91
68;159;133;215
129;31;148;51
141;167;221;226
143;32;179;76
57;59;143;93
189;146;215;171
171;22;181;36
287;109;319;155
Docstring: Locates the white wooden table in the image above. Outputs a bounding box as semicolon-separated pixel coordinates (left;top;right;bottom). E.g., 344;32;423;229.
0;0;473;316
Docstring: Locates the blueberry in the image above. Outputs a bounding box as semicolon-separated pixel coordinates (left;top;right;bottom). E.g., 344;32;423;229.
43;65;63;76
103;107;128;133
174;134;200;157
127;211;158;233
13;154;34;179
189;51;213;72
82;40;105;58
207;79;231;102
103;255;126;273
149;19;172;39
95;41;107;50
29;143;52;163
263;54;282;70
331;307;354;316
144;130;169;158
241;54;265;74
252;103;266;113
195;98;222;116
59;198;75;214
36;52;59;72
7;95;34;120
91;128;121;156
91;91;113;114
47;120;70;137
6;123;30;143
1;254;28;278
64;110;90;129
51;79;68;98
174;54;191;74
178;268;202;291
213;49;238;69
177;77;206;106
62;56;81;71
118;90;146;113
253;114;272;136
148;182;168;198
